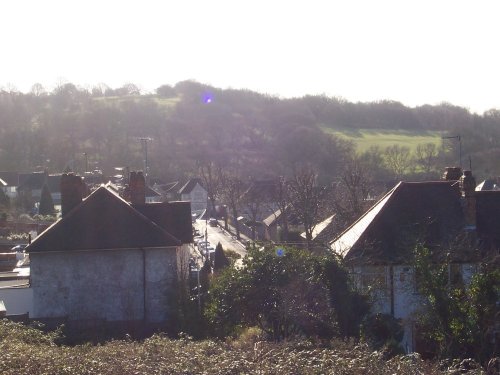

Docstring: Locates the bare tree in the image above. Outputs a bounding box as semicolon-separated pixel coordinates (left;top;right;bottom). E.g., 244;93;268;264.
415;143;438;176
220;170;244;240
384;144;413;180
288;165;328;250
272;176;290;241
240;185;262;241
197;160;222;217
333;157;374;227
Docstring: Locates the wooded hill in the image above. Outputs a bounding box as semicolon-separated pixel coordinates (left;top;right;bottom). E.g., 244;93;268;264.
1;81;499;182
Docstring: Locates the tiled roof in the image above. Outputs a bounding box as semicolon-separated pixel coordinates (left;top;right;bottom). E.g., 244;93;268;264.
27;186;181;253
476;179;498;191
0;172;19;186
476;190;500;246
145;186;161;197
241;179;277;202
133;201;193;244
18;172;47;190
178;178;204;194
330;181;464;264
301;214;337;242
158;181;179;193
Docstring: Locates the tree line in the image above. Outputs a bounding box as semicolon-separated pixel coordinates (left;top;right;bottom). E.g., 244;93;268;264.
0;80;499;184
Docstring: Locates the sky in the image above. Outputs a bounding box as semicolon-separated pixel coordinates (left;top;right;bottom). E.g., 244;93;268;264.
1;0;499;113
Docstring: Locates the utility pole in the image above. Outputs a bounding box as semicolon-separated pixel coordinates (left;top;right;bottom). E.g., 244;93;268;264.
83;153;88;173
139;137;152;184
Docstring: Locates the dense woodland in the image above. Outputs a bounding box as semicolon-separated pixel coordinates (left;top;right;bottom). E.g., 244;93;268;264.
1;80;500;184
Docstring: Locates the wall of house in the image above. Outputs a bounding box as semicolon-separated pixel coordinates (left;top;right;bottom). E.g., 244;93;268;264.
182;184;207;212
0;287;32;315
144;248;179;322
30;247;180;322
2;186;17;199
354;263;477;353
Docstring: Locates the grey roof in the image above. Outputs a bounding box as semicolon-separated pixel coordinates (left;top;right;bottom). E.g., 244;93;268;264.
476;179;498;191
178;178;204;195
27;186;182;253
330;181;465;264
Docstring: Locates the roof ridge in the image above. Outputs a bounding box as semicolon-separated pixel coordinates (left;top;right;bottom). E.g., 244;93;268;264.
329;182;402;252
28;186;181;252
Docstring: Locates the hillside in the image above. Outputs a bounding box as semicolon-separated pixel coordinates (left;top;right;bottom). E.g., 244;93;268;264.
321;127;444;154
0;81;499;181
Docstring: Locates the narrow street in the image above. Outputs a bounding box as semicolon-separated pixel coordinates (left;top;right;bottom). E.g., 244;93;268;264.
193;219;247;259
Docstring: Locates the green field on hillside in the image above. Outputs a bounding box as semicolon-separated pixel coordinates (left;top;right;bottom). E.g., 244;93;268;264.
321;126;444;153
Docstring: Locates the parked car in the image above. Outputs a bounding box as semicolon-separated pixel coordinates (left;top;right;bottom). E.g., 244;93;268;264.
197;240;211;249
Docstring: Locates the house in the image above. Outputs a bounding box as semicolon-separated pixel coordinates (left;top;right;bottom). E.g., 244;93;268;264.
262;206;302;242
25;171;192;329
0;172;20;199
239;179;280;240
17;172;63;206
178;178;207;214
330;167;499;353
152;181;179;202
145;186;162;203
300;214;339;251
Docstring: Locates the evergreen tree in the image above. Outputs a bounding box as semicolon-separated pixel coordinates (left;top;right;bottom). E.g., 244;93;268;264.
38;183;55;215
213;242;230;272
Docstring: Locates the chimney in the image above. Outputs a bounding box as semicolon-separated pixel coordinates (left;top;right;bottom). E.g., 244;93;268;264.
442;167;462;181
129;171;146;205
61;173;85;216
460;170;476;230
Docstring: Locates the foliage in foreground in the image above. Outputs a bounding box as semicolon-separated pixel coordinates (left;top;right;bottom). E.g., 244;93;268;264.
414;244;500;363
205;246;369;340
0;320;476;375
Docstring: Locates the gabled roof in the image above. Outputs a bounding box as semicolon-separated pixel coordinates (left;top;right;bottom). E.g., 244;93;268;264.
476;179;498;191
263;207;283;227
0;172;19;187
301;214;337;242
145;186;162;197
27;186;181;253
18;171;47;190
241;179;277;202
133;201;193;244
330;181;464;264
178;178;204;194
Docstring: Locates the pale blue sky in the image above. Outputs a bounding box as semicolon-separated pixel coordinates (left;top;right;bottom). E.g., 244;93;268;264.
0;0;498;113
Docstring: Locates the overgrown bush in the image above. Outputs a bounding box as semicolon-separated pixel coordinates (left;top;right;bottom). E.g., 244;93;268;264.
0;320;463;375
414;244;500;363
361;313;405;357
205;246;368;341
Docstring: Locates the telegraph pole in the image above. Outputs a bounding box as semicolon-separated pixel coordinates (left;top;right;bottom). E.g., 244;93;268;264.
83;153;88;173
139;137;152;184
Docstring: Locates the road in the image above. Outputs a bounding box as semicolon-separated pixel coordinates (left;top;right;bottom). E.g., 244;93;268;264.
193;219;247;260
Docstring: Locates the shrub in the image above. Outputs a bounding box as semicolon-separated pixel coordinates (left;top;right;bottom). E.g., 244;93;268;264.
206;246;367;341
